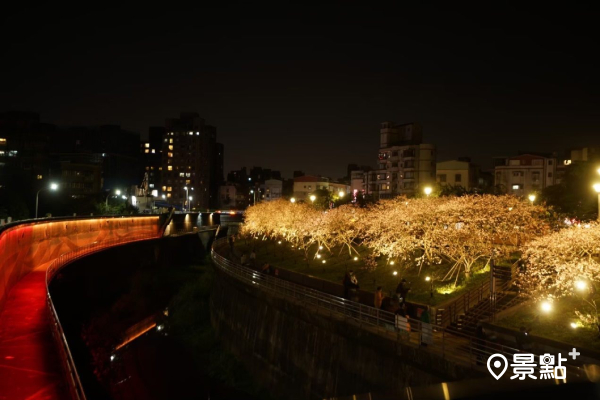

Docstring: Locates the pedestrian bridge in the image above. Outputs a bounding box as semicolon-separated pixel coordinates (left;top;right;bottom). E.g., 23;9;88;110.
0;215;163;399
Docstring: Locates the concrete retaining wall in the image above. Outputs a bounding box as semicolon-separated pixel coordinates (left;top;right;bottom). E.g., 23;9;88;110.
210;267;481;400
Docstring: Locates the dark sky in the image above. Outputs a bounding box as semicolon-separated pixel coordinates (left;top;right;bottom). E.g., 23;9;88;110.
2;4;599;178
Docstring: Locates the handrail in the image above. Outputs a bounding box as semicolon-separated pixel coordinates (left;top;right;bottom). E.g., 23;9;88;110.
45;233;161;400
211;237;587;379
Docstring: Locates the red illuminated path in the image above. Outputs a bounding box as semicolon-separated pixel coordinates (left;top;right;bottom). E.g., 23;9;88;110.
0;262;68;400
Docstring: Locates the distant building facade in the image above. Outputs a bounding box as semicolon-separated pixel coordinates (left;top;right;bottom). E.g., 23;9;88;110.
141;126;164;196
261;179;283;201
494;153;559;196
352;122;436;198
161;113;224;210
436;158;479;190
293;175;350;201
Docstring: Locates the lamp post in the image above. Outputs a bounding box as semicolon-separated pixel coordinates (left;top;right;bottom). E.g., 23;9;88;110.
183;186;189;211
250;190;256;205
105;189;121;207
424;186;432;197
310;194;316;203
338;191;345;198
189;196;193;211
426;276;434;298
290;197;296;203
594;183;600;221
35;183;59;219
528;194;536;204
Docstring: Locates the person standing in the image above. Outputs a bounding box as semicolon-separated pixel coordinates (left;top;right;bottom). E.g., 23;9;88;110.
396;279;410;304
374;286;384;309
420;306;432;346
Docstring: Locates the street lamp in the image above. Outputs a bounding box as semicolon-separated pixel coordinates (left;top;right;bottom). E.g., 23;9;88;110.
290;197;296;203
528;194;536;203
310;194;316;203
35;182;59;219
250;190;256;205
338;191;345;198
105;189;121;207
594;183;600;221
189;196;193;210
183;186;189;211
424;186;432;197
425;276;434;298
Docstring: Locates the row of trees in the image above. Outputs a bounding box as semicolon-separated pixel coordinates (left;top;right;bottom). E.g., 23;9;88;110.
242;195;552;285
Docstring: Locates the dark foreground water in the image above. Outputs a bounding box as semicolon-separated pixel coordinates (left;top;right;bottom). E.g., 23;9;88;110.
108;326;257;400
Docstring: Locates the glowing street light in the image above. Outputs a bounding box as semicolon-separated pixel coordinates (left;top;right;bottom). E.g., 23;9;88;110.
575;280;588;291
353;256;358;261
570;322;578;329
424;186;433;197
310;195;316;203
393;271;398;276
36;182;59;218
338;191;345;198
105;188;121;207
425;276;433;298
290;197;296;203
528;194;536;203
540;301;552;313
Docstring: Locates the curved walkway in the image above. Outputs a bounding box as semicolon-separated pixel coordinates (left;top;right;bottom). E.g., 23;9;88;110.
0;262;66;399
0;217;161;400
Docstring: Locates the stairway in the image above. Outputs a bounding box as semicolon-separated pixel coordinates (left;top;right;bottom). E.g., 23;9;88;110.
447;262;520;335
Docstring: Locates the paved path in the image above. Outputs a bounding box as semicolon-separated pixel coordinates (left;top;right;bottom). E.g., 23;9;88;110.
0;262;68;400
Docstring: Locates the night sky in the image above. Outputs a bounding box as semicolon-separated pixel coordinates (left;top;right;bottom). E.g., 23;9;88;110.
2;4;599;178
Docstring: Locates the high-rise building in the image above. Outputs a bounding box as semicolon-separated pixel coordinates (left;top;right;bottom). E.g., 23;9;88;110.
161;113;223;210
141;126;164;196
352;122;436;198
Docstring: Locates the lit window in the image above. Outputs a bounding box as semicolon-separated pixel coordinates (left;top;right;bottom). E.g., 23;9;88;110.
151;149;155;154
145;143;150;148
145;149;149;153
8;150;18;157
0;151;5;156
168;145;173;150
189;131;193;135
0;138;6;144
168;152;173;158
37;174;43;180
512;184;520;190
167;186;172;192
162;186;166;191
196;132;199;135
149;184;154;188
145;166;150;171
185;173;191;177
167;193;172;198
186;180;191;184
179;172;185;177
169;138;173;143
168;166;172;171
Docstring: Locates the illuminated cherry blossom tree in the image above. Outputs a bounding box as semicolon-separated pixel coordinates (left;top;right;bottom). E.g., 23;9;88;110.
518;223;600;328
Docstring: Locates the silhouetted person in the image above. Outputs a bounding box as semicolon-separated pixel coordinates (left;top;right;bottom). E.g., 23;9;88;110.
396;279;410;304
374;286;384;309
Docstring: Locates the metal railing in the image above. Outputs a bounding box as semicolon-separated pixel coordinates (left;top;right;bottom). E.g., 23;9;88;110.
45;232;161;400
211;237;586;379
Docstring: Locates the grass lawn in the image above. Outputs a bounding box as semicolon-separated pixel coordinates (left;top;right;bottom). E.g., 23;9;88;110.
235;238;497;306
495;296;600;351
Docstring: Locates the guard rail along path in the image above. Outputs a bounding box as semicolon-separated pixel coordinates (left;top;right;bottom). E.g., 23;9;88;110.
211;237;588;383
